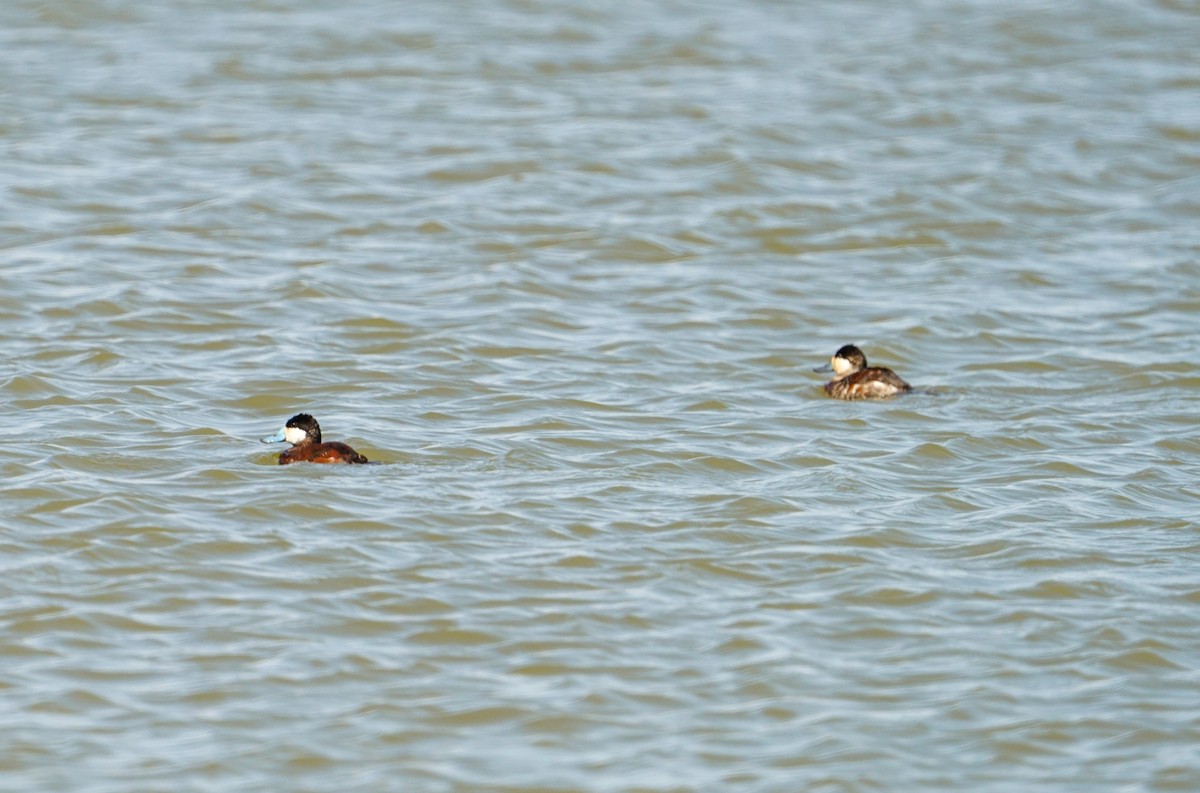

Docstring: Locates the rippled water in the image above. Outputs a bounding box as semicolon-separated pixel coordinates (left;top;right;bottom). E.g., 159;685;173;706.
3;0;1200;790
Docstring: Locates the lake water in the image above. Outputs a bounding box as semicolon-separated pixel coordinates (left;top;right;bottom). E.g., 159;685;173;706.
2;0;1199;790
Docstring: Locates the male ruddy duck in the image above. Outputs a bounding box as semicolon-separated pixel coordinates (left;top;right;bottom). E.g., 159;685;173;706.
814;344;912;400
260;413;369;465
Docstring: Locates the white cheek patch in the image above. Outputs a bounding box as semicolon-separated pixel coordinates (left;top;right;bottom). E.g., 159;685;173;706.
284;426;308;445
832;357;853;375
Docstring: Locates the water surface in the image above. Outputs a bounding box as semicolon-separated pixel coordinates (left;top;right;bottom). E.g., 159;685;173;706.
2;0;1199;790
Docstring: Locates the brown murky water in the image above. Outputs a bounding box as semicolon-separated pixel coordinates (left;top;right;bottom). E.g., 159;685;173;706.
3;0;1199;790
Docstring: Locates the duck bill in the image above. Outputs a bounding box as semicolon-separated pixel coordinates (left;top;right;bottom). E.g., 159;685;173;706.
260;427;287;444
812;363;833;373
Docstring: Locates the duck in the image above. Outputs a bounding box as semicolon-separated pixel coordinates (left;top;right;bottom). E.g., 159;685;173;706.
814;344;911;400
260;413;369;465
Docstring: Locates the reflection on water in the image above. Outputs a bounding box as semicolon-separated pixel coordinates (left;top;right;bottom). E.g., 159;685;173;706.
2;0;1199;790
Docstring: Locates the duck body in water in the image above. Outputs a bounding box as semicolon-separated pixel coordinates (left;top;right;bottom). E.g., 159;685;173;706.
814;345;912;400
260;413;369;465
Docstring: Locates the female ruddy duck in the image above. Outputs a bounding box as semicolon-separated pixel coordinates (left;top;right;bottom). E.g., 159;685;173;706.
260;413;369;465
814;344;912;400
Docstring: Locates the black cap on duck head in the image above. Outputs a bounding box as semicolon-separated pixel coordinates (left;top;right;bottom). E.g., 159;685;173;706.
834;345;867;367
286;413;321;443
